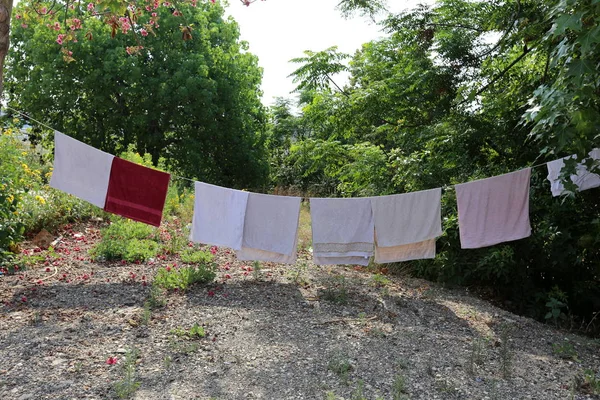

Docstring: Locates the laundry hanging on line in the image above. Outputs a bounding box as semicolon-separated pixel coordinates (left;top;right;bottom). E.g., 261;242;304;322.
546;149;600;197
370;188;442;263
310;197;375;266
47;130;599;266
50;131;170;227
455;168;532;249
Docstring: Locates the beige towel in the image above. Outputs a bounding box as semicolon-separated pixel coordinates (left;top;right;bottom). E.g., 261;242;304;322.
236;193;301;264
370;188;442;263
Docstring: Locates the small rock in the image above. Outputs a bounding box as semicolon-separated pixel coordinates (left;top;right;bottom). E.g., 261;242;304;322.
18;394;35;400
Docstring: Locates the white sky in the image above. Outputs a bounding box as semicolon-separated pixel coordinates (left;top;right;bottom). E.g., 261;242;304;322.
225;0;433;105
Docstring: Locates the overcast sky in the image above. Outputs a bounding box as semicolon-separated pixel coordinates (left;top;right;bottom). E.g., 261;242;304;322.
225;0;433;105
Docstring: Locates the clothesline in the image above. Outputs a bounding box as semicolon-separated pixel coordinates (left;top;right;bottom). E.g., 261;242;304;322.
2;105;552;198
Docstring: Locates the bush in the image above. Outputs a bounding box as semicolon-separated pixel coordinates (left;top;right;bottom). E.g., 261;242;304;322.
90;218;160;262
154;260;216;291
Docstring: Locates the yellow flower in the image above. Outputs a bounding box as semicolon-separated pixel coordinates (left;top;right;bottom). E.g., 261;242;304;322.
45;172;53;179
21;151;28;156
21;163;29;171
7;195;14;203
35;195;46;205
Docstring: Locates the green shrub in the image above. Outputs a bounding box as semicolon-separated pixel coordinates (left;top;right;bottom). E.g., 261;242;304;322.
180;249;213;264
90;218;160;262
154;262;216;291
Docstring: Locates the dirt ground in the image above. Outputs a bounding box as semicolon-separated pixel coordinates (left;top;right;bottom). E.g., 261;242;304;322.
1;220;599;400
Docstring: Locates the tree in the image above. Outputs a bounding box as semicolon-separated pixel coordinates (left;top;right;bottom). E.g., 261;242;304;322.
274;0;600;324
7;0;268;188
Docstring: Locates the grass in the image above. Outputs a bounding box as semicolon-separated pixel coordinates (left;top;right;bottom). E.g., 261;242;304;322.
89;218;160;262
392;373;409;400
297;202;312;251
328;351;353;383
321;274;349;305
552;340;579;361
170;322;206;339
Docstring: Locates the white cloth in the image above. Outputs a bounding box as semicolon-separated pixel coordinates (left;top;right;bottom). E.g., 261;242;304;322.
310;197;374;265
547;149;600;196
456;168;532;249
190;182;249;250
370;188;442;263
49;131;114;208
236;193;301;264
313;255;371;266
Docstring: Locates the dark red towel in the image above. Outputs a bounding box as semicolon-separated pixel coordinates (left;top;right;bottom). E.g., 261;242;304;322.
104;157;170;227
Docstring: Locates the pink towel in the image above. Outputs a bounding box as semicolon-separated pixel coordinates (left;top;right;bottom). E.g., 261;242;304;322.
456;168;531;249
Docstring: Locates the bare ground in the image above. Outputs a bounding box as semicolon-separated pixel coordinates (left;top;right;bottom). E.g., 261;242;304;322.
1;221;599;400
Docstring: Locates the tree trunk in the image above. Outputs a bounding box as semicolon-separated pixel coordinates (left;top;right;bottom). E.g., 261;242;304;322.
0;0;13;99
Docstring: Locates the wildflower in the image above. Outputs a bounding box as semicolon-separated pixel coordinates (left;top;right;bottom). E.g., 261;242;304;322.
106;357;118;365
45;267;51;272
224;274;231;279
207;290;215;297
210;246;218;255
87;3;94;11
21;296;27;302
166;266;171;272
140;29;148;37
35;195;46;205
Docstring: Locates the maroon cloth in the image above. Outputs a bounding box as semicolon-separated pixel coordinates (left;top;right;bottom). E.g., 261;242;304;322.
104;157;170;227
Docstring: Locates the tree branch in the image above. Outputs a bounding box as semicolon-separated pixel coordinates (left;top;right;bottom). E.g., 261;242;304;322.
457;47;532;107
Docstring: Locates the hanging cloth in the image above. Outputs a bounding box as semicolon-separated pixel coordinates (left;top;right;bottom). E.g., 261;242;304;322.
236;193;301;264
370;188;442;263
103;157;170;227
456;168;531;249
49;131;114;208
190;182;249;250
546;149;600;196
310;197;374;265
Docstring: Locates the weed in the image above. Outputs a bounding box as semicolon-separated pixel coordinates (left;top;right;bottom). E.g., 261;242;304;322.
113;348;141;399
467;337;486;375
325;392;337;400
397;358;410;370
583;369;600;394
370;273;391;288
499;324;513;380
30;311;42;326
163;355;172;369
180;248;212;264
170;322;206;339
351;380;367;400
252;260;263;281
287;261;309;286
89;218;159;262
146;285;167;309
392;373;409;400
321;274;349;305
328;351;353;383
164;224;186;255
552;340;579;361
168;338;199;354
140;302;152;326
154;263;216;291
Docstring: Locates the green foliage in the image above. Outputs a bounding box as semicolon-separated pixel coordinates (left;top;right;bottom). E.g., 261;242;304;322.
180;249;213;264
320;274;350;305
0;125;101;263
269;0;600;327
8;0;269;189
583;369;600;395
0;130;26;262
552;340;579;361
113;348;141;399
170;323;206;339
327;351;353;382
392;373;409;400
89;218;159;262
154;262;216;291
